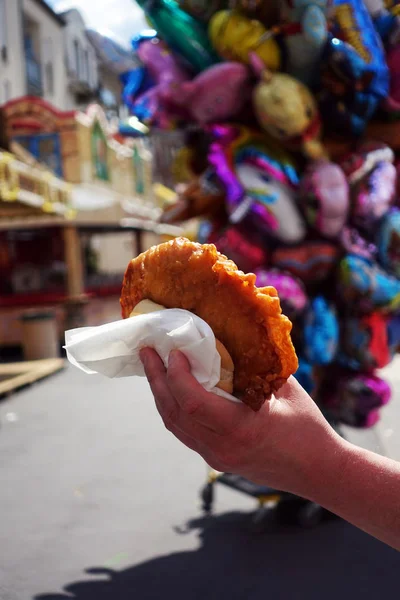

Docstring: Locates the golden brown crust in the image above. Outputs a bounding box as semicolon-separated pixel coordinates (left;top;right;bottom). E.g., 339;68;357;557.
120;238;298;410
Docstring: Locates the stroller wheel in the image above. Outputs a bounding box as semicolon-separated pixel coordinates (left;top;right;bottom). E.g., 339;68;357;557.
297;502;324;529
201;482;214;514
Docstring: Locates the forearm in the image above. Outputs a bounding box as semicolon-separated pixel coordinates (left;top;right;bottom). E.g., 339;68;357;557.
304;435;400;551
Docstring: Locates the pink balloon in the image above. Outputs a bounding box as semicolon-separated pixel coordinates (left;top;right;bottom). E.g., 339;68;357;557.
163;62;252;125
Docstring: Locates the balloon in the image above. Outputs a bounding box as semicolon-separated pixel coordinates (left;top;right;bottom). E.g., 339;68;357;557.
131;29;158;52
162;62;252;125
294;357;317;396
255;269;308;318
339;143;396;229
323;371;391;428
377;208;400;277
252;67;326;160
160;171;226;224
332;0;389;99
300;161;349;238
382;44;400;115
338;255;400;313
128;38;191;128
279;0;330;86
208;125;305;243
235;0;280;25
271;242;339;283
303;296;339;365
338;313;391;371
209;10;281;71
135;0;219;72
208;226;269;273
340;227;377;260
319;36;388;136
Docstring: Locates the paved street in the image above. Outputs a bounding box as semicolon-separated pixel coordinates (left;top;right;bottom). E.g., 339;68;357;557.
1;362;400;600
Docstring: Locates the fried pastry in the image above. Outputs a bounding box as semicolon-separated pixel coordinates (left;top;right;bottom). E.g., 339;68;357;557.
121;238;298;410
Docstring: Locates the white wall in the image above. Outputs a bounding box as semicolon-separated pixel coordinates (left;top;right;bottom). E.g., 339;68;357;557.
22;0;67;109
62;9;99;110
0;0;26;104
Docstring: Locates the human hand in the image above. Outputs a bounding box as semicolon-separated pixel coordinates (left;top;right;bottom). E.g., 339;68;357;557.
140;348;345;497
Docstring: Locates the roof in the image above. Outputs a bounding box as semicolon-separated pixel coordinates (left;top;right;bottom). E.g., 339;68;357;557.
31;0;66;26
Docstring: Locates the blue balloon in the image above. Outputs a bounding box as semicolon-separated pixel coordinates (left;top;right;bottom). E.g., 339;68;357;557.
131;29;158;52
303;296;339;365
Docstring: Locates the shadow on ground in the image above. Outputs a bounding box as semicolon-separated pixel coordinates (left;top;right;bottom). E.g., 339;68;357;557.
35;511;400;600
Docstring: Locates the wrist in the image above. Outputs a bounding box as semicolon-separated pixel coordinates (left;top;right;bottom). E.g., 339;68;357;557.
293;426;352;504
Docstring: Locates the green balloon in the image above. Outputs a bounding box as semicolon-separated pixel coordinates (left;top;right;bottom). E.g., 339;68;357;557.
135;0;219;72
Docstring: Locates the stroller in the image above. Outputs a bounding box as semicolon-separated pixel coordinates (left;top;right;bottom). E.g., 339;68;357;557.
199;413;343;531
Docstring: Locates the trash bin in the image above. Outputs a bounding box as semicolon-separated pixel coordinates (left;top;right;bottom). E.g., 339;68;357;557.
20;311;59;361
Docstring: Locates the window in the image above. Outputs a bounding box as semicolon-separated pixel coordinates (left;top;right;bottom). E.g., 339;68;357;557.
45;62;54;95
84;49;89;82
74;39;81;78
3;79;11;102
43;38;54;95
0;0;7;59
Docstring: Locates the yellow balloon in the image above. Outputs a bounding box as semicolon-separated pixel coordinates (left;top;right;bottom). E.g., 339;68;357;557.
209;10;281;71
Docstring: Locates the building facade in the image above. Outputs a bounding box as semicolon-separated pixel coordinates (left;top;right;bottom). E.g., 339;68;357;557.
60;9;99;110
0;0;67;106
0;0;120;113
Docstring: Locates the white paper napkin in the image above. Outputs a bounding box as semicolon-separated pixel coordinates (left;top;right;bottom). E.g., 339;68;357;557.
65;309;239;402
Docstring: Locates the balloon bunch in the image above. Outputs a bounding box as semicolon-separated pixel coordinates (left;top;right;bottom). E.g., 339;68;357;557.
127;0;400;429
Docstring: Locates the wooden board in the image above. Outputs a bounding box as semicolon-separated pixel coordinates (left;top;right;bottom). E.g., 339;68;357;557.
0;358;65;397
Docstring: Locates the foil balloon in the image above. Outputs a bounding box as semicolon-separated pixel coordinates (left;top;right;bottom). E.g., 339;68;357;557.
351;162;396;229
208;126;305;243
319;36;387;136
300;161;349;238
279;0;330;86
387;314;400;355
294;357;317;396
332;0;389;98
129;38;191;128
252;67;327;160
271;241;339;282
366;0;400;45
131;29;158;50
177;0;228;22
209;10;281;71
208;226;269;274
303;296;339;365
339;313;391;371
160;170;226;224
162;62;252;125
255;269;308;318
338;254;400;313
233;0;281;25
324;372;391;428
339;141;394;184
339;144;396;229
340;226;377;259
377;208;400;277
135;0;219;73
382;44;400;116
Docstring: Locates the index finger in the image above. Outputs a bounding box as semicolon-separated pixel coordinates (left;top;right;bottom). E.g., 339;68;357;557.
167;350;250;435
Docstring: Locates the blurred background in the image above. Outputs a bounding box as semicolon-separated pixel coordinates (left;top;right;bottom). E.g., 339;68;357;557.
1;0;400;598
